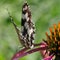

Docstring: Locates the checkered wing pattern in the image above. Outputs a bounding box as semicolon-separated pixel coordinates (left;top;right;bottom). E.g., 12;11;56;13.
20;2;35;48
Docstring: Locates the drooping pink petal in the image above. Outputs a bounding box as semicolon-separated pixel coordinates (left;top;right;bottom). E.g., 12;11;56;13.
12;43;47;60
11;47;29;60
43;54;54;60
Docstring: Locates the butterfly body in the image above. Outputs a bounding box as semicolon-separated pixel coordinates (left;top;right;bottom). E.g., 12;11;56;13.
8;1;35;49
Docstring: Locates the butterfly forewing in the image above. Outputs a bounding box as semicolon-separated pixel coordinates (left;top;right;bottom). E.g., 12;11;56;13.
20;1;35;48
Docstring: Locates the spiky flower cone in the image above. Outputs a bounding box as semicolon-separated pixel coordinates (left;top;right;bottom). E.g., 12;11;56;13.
43;22;60;60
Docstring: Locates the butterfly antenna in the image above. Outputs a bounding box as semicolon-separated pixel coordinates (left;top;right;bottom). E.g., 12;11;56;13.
6;8;14;23
6;8;21;42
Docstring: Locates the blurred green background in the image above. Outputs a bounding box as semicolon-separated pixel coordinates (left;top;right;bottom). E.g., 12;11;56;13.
0;0;60;60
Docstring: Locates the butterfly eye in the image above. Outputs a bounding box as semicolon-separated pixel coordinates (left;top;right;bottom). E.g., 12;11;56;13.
20;1;35;48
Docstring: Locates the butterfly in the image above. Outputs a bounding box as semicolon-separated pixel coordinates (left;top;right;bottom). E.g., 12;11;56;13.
8;1;35;49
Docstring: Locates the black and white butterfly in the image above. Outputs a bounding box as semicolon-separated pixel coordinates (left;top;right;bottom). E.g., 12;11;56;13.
9;1;35;49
